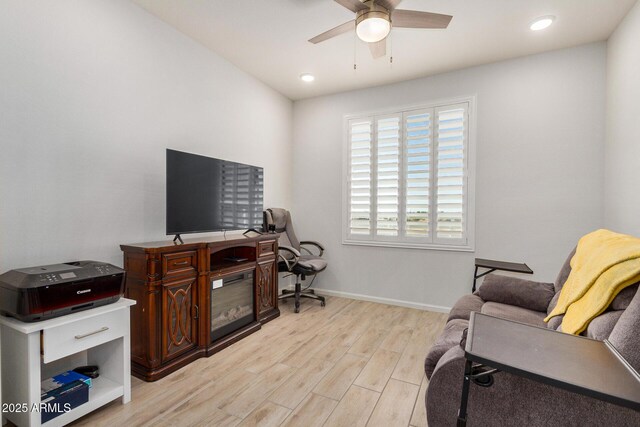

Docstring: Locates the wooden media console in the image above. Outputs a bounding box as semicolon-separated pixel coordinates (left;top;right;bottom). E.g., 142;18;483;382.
120;233;279;381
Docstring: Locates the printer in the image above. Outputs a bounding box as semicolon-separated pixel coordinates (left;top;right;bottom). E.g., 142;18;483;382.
0;261;125;322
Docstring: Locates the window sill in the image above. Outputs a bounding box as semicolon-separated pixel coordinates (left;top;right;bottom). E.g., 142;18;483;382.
342;239;474;252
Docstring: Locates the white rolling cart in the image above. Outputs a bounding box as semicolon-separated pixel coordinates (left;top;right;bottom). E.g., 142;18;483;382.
1;298;135;427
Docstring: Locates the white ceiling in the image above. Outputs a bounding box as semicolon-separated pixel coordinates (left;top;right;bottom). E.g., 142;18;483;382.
132;0;636;100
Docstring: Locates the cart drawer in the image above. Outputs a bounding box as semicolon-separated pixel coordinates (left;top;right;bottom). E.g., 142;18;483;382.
42;308;126;362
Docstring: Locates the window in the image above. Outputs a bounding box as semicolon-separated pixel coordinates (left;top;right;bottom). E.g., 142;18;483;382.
343;97;475;250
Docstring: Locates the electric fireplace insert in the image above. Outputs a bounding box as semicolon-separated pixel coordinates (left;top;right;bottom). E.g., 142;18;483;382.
210;271;254;341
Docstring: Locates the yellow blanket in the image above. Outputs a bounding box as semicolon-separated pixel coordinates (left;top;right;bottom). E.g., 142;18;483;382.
545;229;640;334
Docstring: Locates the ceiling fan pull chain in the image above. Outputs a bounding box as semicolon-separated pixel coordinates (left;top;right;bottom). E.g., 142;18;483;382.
353;31;358;71
390;32;393;66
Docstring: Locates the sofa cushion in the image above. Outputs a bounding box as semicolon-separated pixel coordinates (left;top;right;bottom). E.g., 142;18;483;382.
546;291;561;317
424;319;467;379
477;274;555;312
549;300;625;335
608;286;640;373
583;310;624;340
554;247;576;293
447;294;484;322
481;302;547;328
610;283;639;311
546;280;636;332
546;313;563;330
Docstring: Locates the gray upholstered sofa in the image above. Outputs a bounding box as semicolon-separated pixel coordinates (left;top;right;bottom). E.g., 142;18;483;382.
425;250;640;426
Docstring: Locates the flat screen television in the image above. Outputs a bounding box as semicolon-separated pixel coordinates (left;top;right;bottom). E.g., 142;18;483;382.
166;149;264;239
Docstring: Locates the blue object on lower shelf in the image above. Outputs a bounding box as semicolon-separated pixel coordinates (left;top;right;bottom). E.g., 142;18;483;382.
40;380;89;424
41;370;92;393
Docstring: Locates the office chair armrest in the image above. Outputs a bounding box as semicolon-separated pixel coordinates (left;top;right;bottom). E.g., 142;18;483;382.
279;245;301;257
278;245;300;271
300;241;324;256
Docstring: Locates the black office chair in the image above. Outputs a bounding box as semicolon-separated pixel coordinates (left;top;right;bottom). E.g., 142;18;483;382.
263;208;326;313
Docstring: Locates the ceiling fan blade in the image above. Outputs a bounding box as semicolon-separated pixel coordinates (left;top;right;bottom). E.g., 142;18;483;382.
392;9;453;29
376;0;403;11
368;39;386;59
334;0;368;13
309;20;355;44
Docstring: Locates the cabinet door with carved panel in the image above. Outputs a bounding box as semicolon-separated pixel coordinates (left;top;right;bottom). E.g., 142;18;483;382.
161;276;198;362
256;261;277;318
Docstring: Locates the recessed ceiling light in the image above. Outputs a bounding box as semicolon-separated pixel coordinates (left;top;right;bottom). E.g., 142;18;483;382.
300;73;315;83
530;16;555;31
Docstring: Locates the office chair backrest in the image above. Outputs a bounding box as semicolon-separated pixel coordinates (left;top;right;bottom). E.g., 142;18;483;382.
263;208;300;251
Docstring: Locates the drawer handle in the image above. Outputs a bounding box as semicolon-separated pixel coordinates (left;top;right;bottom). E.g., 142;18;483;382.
75;326;109;339
173;261;189;266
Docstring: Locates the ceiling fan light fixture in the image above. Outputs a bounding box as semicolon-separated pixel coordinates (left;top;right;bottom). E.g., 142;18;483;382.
530;15;555;31
355;4;391;43
356;15;391;43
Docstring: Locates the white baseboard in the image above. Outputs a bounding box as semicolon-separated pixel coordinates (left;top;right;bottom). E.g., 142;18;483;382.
306;288;451;313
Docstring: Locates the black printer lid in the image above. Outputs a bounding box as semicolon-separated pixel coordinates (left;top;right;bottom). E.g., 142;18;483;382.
0;261;124;289
14;263;83;275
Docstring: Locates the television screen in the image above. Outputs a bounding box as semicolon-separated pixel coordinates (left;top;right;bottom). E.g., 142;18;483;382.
166;149;264;235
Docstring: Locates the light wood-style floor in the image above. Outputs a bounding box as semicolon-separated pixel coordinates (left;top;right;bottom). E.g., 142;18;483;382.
73;296;447;427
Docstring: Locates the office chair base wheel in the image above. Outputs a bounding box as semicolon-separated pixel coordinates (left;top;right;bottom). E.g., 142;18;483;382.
321;301;326;307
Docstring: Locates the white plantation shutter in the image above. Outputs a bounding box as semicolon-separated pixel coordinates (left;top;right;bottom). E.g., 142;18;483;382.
376;116;401;237
435;104;467;243
348;119;373;237
403;110;431;239
345;98;472;250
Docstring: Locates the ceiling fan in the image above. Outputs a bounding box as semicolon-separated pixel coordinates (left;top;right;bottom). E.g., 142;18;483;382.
309;0;453;59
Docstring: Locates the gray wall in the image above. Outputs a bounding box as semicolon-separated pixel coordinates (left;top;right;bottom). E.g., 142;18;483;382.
0;0;293;270
605;0;640;236
292;43;606;310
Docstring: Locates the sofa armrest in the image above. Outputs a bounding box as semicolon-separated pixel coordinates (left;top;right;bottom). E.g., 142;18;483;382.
426;346;640;426
477;273;555;312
